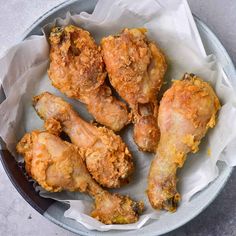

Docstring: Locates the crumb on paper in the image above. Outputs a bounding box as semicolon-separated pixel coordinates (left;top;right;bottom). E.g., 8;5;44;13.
207;148;211;157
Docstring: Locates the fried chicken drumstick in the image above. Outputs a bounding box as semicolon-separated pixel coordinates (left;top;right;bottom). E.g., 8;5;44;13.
101;28;167;152
16;131;143;224
33;92;133;188
147;74;220;212
48;25;129;131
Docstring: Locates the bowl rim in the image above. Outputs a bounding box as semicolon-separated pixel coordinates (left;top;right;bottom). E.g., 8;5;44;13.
0;0;234;235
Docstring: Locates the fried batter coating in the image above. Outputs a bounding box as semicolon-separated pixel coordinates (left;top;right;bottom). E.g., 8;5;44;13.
147;74;220;212
101;28;167;152
33;92;133;188
48;25;129;131
16;131;144;224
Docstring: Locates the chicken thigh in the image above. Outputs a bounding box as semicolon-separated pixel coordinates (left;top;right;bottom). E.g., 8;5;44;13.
147;74;220;212
33;92;133;188
101;28;167;152
48;25;129;131
16;131;143;224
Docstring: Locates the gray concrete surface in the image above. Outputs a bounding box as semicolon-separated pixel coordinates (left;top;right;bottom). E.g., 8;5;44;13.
0;0;235;235
188;0;236;66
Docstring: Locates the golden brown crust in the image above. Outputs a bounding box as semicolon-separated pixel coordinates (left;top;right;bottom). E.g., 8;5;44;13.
16;131;143;224
92;192;144;224
33;92;134;188
49;25;106;99
82;126;134;188
16;133;34;176
147;74;220;211
48;25;129;131
133;115;160;152
86;86;131;132
101;28;167;151
44;118;62;136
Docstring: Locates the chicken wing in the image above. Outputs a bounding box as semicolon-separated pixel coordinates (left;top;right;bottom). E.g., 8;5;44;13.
101;28;167;152
147;74;220;212
48;25;129;131
16;131;144;224
33;92;133;188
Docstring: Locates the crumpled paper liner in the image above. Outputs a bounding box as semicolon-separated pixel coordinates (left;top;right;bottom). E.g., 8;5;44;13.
0;0;235;231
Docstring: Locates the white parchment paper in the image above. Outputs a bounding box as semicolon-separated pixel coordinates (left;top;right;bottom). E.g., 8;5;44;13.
0;0;236;231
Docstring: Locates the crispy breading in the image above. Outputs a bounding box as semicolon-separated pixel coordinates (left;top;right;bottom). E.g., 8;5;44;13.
48;25;129;131
17;131;144;224
101;28;167;152
33;92;134;188
147;74;220;211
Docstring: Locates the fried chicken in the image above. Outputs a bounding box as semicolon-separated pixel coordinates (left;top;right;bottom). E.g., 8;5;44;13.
101;28;167;152
147;74;220;212
48;25;129;131
33;92;133;188
16;131;144;224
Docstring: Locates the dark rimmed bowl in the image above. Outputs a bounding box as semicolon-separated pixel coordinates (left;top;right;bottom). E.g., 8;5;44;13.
0;0;235;235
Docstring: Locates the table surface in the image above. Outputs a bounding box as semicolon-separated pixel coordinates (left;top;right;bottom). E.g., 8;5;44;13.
0;1;235;235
